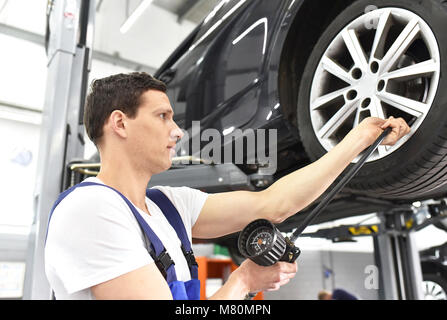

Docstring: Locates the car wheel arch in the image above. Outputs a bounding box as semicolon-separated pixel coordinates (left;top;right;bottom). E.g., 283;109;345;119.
276;0;357;129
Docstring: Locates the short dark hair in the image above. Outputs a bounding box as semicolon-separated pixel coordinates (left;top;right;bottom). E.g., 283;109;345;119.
83;72;166;145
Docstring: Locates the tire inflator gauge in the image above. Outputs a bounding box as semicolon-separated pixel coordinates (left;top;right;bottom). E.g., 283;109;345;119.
238;127;393;267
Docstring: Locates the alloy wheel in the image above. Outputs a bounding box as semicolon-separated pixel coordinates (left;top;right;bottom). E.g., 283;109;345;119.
423;280;447;300
309;8;440;162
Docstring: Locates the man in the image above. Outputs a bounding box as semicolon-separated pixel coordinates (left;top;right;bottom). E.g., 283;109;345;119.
318;289;358;300
44;72;410;300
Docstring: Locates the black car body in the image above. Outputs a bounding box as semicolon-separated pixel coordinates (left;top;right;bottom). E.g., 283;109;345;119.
154;0;447;231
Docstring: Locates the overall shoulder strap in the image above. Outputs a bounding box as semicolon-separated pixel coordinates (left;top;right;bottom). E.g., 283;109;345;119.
45;183;82;243
146;188;198;279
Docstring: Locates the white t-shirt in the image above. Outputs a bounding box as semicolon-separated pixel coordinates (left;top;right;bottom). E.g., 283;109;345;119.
44;177;209;300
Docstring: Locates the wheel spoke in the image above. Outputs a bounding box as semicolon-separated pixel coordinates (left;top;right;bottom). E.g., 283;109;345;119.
434;288;443;296
377;145;389;157
381;59;438;81
317;100;358;139
369;96;386;119
431;284;437;294
370;9;393;61
353;106;362;128
342;29;368;70
380;18;420;73
321;55;352;84
377;91;427;118
311;87;351;110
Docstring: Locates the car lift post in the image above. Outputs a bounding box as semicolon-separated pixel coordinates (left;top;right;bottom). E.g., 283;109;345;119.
22;0;94;299
299;197;447;300
374;209;424;300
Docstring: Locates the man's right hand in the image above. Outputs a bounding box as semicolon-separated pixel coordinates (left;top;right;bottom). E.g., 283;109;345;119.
236;259;298;293
208;258;298;300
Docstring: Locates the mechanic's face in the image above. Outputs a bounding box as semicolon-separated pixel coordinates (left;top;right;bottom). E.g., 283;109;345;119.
126;89;183;175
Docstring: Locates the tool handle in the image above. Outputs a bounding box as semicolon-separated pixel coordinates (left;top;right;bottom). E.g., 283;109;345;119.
289;127;392;242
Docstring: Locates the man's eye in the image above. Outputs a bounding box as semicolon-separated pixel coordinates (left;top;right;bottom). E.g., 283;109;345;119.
160;113;166;119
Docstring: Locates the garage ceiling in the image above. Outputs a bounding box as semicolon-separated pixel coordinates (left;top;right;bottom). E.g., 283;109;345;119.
0;0;221;84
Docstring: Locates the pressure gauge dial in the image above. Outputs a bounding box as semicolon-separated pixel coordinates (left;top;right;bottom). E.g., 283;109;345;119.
246;227;275;256
238;219;287;266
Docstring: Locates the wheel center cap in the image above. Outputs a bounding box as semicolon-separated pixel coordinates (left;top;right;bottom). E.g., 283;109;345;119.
356;71;380;103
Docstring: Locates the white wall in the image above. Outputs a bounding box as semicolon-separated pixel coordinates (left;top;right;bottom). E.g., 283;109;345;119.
0;34;47;111
263;249;379;300
0;0;46;35
0;118;40;226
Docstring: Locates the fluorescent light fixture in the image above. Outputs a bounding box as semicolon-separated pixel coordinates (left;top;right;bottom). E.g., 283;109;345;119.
120;0;153;34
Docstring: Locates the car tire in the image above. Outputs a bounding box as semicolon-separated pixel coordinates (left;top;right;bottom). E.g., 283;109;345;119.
296;0;447;200
423;273;447;300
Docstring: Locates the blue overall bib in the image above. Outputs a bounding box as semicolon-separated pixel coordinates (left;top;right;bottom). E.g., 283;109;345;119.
46;181;201;300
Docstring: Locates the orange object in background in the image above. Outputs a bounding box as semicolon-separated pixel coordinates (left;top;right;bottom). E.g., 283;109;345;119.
196;256;263;300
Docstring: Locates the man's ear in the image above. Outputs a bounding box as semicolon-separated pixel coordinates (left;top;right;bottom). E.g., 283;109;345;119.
108;110;128;139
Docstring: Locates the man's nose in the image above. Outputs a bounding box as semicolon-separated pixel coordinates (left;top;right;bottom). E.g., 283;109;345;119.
170;125;184;142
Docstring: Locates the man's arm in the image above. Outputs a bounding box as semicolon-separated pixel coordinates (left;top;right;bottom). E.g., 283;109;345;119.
209;259;297;299
91;263;173;299
192;129;365;238
91;260;297;300
192;116;410;239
